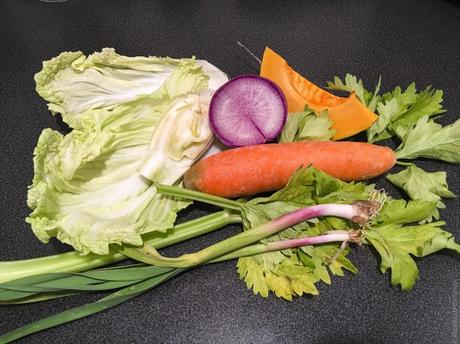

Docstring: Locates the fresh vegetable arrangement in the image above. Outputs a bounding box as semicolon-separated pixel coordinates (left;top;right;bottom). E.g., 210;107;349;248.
1;47;459;343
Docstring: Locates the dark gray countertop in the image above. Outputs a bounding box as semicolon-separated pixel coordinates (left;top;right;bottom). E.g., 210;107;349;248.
0;0;459;343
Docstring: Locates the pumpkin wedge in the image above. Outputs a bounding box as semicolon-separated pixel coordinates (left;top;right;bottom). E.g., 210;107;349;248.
260;47;378;140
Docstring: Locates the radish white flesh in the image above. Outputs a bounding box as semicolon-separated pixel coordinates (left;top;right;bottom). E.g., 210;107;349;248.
209;75;287;147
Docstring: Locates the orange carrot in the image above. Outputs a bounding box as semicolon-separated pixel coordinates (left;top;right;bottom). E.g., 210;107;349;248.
184;141;396;198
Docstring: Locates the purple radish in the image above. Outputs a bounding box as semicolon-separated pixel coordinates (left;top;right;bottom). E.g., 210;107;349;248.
209;75;287;147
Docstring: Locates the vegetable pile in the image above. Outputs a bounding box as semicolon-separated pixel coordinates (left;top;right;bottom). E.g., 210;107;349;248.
1;47;459;343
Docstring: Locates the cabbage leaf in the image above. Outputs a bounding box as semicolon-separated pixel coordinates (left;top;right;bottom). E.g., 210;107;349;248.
35;48;227;130
28;51;227;255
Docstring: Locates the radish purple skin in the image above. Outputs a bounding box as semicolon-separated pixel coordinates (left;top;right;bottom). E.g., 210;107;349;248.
209;74;287;147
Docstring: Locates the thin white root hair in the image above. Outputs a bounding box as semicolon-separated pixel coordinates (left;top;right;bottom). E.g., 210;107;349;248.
237;41;261;65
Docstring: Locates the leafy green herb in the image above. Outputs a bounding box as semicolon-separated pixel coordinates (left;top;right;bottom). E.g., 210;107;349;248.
299;244;357;284
326;74;457;221
367;83;418;142
268;167;370;206
278;108;335;143
237;253;318;300
390;87;444;139
366;222;460;290
387;165;455;220
327;75;445;144
326;73;381;111
372;85;443;143
396;116;460;162
373;198;438;225
236;167;459;296
236;167;370;299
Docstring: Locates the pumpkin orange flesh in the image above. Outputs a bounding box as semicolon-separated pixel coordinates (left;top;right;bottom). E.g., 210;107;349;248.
260;47;378;140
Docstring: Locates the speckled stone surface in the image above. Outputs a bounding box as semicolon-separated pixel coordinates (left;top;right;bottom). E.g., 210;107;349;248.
0;0;459;343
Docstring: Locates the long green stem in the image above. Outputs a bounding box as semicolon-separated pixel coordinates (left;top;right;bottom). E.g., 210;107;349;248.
0;269;184;344
211;230;359;262
1;230;359;304
120;211;241;263
0;229;361;342
0;230;359;304
132;201;379;268
0;211;242;284
155;183;243;211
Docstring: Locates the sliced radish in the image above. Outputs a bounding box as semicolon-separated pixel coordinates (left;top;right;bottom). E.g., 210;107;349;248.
209;75;287;147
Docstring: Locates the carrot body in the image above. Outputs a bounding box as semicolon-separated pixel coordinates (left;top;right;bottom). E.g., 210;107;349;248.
184;141;396;198
260;47;378;140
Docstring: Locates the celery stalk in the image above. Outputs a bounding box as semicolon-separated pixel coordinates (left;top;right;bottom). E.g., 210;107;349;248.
0;211;241;284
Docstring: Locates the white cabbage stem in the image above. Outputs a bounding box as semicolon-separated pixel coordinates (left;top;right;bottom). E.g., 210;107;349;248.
139;92;214;184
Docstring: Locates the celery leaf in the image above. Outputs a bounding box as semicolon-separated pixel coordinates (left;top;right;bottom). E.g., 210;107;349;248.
389;87;444;138
387;165;455;220
367;84;418;143
396;116;460;162
279;109;335;143
299;244;357;285
326;74;381;111
237;254;318;301
366;222;460;290
237;166;369;299
374;198;438;225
